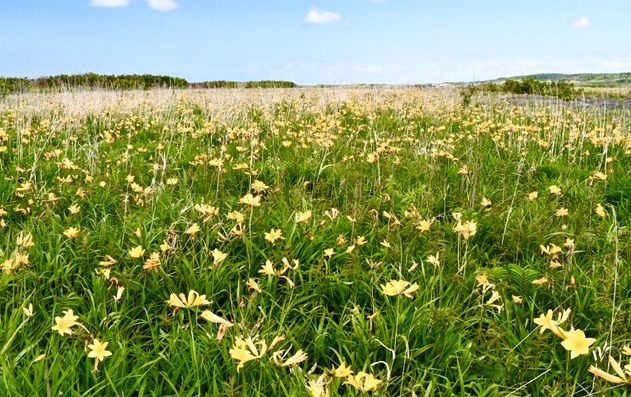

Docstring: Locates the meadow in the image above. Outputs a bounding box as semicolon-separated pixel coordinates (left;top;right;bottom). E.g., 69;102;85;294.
0;87;630;396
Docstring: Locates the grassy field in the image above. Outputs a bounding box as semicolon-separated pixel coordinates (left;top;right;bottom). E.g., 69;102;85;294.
0;87;630;396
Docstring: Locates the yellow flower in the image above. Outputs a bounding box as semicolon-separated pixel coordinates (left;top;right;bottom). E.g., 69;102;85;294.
143;252;160;271
295;210;312;224
128;245;145;259
63;227;80;239
99;255;117;266
528;191;539;201
68;204;80;215
16;232;35;248
194;203;219;222
251;180;269;193
589;356;631;385
548;185;562;196
274;349;308;367
595;204;606;218
306;374;329;397
87;338;112;364
259;260;276;276
229;336;268;371
184;223;201;236
331;362;353;378
380;279;419;298
561;328;596;359
200;310;233;327
247;278;261;293
480;197;492;208
264;228;284;244
345;372;382;392
427;253;440;267
533;308;570;338
211;249;228;266
52;309;79;336
160;240;173;252
23;303;34;318
555;207;569;217
166;290;210;309
239;193;261;207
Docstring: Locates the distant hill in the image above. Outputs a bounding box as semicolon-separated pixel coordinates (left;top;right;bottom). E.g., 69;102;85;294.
489;73;631;87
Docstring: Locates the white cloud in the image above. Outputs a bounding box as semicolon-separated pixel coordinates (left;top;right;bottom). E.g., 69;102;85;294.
571;16;590;28
145;0;179;12
304;8;341;24
91;0;128;7
601;61;625;70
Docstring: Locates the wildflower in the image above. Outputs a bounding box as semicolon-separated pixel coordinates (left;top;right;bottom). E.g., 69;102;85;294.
427;253;440;267
230;336;268;371
239;193;261;207
160;240;173;252
534;308;570;338
200;310;233;327
548;185;562;196
251;180;269;193
595;204;606;218
87;338;112;370
194;204;219;222
247;278;261;293
454;219;477;239
528;191;539;201
555;207;569;217
226;211;245;223
295;210;312;224
259;260;276;276
184;223;201;237
128;245;145;259
561;328;596;359
531;277;549;285
52;309;79;336
480;197;492;208
306;374;329;397
166;290;210;309
512;295;523;304
143;252;160;271
273;349;308;367
63;227;80;239
99;255;117;266
166;177;179;185
264;228;284;244
331;362;353;377
345;372;382;392
589;356;631;385
23;303;34;318
323;248;335;258
16;232;35;248
68;204;80;214
381;279;419;298
211;249;228;266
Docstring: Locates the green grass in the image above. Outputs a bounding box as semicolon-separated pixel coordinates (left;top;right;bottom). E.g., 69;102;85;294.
0;88;629;396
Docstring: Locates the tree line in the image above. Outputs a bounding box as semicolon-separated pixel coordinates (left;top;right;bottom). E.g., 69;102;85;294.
0;74;297;96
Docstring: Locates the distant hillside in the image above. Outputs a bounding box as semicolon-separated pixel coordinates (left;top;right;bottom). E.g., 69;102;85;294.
491;73;631;87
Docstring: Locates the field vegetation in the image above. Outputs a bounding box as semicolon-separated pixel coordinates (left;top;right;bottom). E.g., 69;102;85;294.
0;87;630;395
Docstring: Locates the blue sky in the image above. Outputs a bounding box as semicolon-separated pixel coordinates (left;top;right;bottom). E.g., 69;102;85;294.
0;0;629;84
